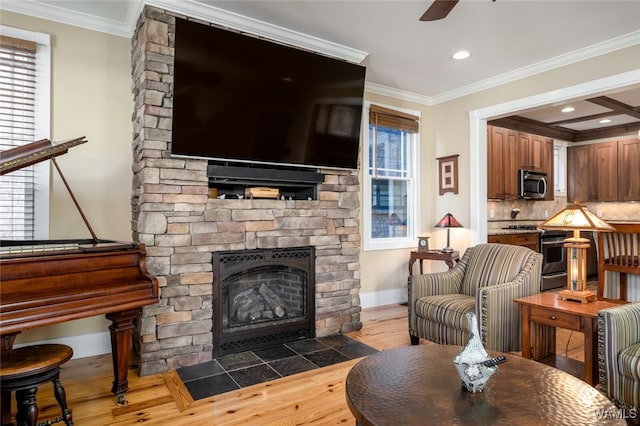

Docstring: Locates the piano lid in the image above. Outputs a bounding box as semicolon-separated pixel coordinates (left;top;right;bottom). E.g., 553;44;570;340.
0;137;87;175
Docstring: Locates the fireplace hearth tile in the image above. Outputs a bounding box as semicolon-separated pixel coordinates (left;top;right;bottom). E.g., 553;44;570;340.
229;363;281;387
176;335;377;401
254;345;297;362
176;359;224;382
184;372;239;400
216;351;263;371
333;341;379;359
285;338;331;354
317;334;357;348
268;355;318;377
302;348;350;368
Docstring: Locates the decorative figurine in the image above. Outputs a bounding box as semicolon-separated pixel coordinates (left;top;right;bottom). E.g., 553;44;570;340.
453;312;506;392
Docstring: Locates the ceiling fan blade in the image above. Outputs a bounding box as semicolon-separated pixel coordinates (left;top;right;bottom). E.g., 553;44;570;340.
420;0;460;21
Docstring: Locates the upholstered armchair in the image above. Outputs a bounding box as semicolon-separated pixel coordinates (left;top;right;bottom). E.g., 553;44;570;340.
408;243;542;353
598;302;640;412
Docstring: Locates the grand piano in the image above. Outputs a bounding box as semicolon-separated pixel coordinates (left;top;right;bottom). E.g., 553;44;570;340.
0;138;159;417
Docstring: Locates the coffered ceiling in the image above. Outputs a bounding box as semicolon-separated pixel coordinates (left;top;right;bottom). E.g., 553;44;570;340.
489;86;640;142
1;0;639;141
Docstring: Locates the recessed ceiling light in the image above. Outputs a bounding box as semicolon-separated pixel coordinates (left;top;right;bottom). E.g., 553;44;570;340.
561;107;575;113
452;50;470;60
599;119;612;124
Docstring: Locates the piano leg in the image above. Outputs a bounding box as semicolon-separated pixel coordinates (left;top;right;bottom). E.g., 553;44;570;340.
106;309;140;406
1;333;19;425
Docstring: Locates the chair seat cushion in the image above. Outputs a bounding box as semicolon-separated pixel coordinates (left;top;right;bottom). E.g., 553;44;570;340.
414;294;475;331
618;342;640;380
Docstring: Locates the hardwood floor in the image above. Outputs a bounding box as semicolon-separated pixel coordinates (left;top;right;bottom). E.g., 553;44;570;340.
5;304;586;426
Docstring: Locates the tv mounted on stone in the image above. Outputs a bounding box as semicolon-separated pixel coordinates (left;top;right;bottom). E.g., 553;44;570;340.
171;17;367;171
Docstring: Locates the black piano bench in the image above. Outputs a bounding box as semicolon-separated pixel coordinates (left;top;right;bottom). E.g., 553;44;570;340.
1;344;73;426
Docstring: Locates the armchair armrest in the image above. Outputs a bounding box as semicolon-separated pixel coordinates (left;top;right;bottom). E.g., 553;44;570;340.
597;302;640;398
599;303;640;354
408;269;463;302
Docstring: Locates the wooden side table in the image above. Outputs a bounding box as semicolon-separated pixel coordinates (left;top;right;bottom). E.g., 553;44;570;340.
514;292;624;385
408;250;459;274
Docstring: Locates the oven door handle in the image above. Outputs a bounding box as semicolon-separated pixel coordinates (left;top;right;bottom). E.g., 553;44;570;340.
541;238;566;245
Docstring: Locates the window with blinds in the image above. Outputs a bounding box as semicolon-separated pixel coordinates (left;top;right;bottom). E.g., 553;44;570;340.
364;103;420;250
0;36;38;239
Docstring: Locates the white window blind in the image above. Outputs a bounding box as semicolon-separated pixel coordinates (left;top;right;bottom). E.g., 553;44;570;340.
0;36;37;239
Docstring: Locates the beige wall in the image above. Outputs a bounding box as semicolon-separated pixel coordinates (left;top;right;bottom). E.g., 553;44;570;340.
2;10;638;346
2;11;133;344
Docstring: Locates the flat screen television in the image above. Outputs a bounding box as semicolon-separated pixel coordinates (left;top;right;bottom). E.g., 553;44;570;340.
171;17;367;170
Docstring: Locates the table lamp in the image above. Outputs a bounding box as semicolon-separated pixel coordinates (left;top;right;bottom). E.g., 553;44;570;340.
435;213;462;253
538;201;615;303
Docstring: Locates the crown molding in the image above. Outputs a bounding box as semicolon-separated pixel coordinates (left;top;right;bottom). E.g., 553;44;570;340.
3;1;636;105
430;30;640;105
146;0;368;64
0;0;144;38
365;82;435;106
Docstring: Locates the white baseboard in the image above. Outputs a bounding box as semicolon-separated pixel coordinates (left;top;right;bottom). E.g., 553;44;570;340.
14;331;112;359
360;288;407;309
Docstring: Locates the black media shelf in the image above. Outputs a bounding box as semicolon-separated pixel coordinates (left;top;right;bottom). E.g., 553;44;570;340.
207;163;325;200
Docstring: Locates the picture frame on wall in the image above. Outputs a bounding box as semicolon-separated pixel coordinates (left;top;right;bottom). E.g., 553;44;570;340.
437;154;459;195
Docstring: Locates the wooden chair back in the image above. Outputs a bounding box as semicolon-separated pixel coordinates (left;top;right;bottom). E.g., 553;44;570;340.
597;222;640;301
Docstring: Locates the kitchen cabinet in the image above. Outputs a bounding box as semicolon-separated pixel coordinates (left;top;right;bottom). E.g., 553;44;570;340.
518;133;554;201
618;138;640;201
487;126;553;201
569;138;640;202
488;233;539;252
487;126;519;200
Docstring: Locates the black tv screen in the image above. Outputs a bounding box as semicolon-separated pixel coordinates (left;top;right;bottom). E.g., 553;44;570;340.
171;18;366;170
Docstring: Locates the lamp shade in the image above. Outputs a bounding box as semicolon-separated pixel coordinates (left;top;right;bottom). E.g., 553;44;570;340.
538;201;615;232
435;213;463;228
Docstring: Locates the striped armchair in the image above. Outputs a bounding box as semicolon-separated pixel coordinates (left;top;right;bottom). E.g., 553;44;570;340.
408;243;542;353
598;302;640;412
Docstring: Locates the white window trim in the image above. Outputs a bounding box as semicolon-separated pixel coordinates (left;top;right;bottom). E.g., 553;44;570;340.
362;101;420;251
1;25;51;239
553;140;568;196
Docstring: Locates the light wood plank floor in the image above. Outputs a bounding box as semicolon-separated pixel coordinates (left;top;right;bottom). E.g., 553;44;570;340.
6;304;585;426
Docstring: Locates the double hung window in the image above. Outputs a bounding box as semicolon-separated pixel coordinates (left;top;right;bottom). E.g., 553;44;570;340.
363;103;420;250
0;28;50;239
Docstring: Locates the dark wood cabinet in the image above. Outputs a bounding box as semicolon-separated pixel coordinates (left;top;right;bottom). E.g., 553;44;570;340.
488;232;539;252
487;126;519;200
567;144;592;202
567;141;618;202
618;138;640;201
518;132;554;200
488;126;553;201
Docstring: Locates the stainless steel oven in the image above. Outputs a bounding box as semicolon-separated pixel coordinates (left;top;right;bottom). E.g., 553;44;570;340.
540;230;569;291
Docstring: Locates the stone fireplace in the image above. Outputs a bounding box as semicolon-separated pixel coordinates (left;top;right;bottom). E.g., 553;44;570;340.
131;6;362;376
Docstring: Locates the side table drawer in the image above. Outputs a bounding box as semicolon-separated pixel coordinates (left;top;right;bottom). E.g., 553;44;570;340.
530;307;581;330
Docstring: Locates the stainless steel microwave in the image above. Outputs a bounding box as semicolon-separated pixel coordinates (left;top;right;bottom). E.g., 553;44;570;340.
519;169;548;199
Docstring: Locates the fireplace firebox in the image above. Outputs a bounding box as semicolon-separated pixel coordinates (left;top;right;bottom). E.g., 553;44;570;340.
213;247;315;357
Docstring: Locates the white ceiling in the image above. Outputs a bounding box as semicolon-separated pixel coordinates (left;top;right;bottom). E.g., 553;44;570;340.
1;0;639;130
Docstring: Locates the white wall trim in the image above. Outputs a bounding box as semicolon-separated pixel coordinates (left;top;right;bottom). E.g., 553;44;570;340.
468;70;640;245
360;288;407;309
15;332;112;359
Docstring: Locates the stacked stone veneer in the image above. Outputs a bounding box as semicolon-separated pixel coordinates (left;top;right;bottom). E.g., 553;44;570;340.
131;6;362;376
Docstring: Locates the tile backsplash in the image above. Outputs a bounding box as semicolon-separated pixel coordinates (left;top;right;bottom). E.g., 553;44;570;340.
488;196;640;227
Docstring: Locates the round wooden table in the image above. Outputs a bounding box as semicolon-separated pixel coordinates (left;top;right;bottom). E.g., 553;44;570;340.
346;345;624;425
